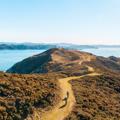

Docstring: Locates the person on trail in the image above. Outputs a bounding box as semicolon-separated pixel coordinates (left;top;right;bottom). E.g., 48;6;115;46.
67;91;69;99
63;91;69;101
59;91;69;109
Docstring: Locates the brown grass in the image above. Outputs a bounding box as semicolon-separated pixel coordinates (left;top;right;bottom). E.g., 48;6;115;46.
65;73;120;120
0;72;65;120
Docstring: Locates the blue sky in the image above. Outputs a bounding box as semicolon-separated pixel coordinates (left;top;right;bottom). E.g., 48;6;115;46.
0;0;120;44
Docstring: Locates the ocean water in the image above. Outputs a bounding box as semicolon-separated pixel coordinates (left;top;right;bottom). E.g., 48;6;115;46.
81;47;120;57
0;48;120;71
0;50;45;71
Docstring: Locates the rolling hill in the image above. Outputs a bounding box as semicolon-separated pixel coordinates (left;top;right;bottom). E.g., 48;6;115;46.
7;48;120;74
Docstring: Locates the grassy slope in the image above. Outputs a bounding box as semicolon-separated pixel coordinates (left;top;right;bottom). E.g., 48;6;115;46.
0;72;65;120
65;73;120;120
2;49;120;120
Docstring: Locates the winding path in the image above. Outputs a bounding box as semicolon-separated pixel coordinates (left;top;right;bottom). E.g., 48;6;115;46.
40;68;100;120
26;67;100;120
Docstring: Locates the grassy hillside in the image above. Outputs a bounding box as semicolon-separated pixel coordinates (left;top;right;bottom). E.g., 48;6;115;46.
0;72;65;120
7;48;120;74
2;48;120;120
65;73;120;120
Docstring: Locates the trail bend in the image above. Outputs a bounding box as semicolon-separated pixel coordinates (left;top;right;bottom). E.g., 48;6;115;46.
26;67;100;120
41;73;99;120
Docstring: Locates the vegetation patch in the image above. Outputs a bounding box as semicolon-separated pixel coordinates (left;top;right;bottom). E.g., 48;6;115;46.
65;74;120;120
0;72;64;120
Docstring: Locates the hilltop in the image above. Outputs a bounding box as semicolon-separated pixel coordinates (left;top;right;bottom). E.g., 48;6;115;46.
7;48;96;75
7;48;120;75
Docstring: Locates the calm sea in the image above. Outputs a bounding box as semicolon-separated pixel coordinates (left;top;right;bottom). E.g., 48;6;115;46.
0;50;45;71
81;47;120;57
0;48;120;71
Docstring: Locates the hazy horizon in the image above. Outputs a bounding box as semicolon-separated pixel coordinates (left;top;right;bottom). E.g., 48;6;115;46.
4;41;120;45
0;0;120;44
1;41;120;46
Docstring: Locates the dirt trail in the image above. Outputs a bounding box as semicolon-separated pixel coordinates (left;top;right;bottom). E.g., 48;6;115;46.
26;67;100;120
40;73;100;120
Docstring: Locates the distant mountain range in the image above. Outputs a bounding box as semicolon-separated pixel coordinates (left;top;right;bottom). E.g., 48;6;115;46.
0;42;120;50
1;42;120;50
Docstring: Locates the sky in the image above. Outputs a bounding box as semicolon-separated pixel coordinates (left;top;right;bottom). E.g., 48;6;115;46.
0;0;120;45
